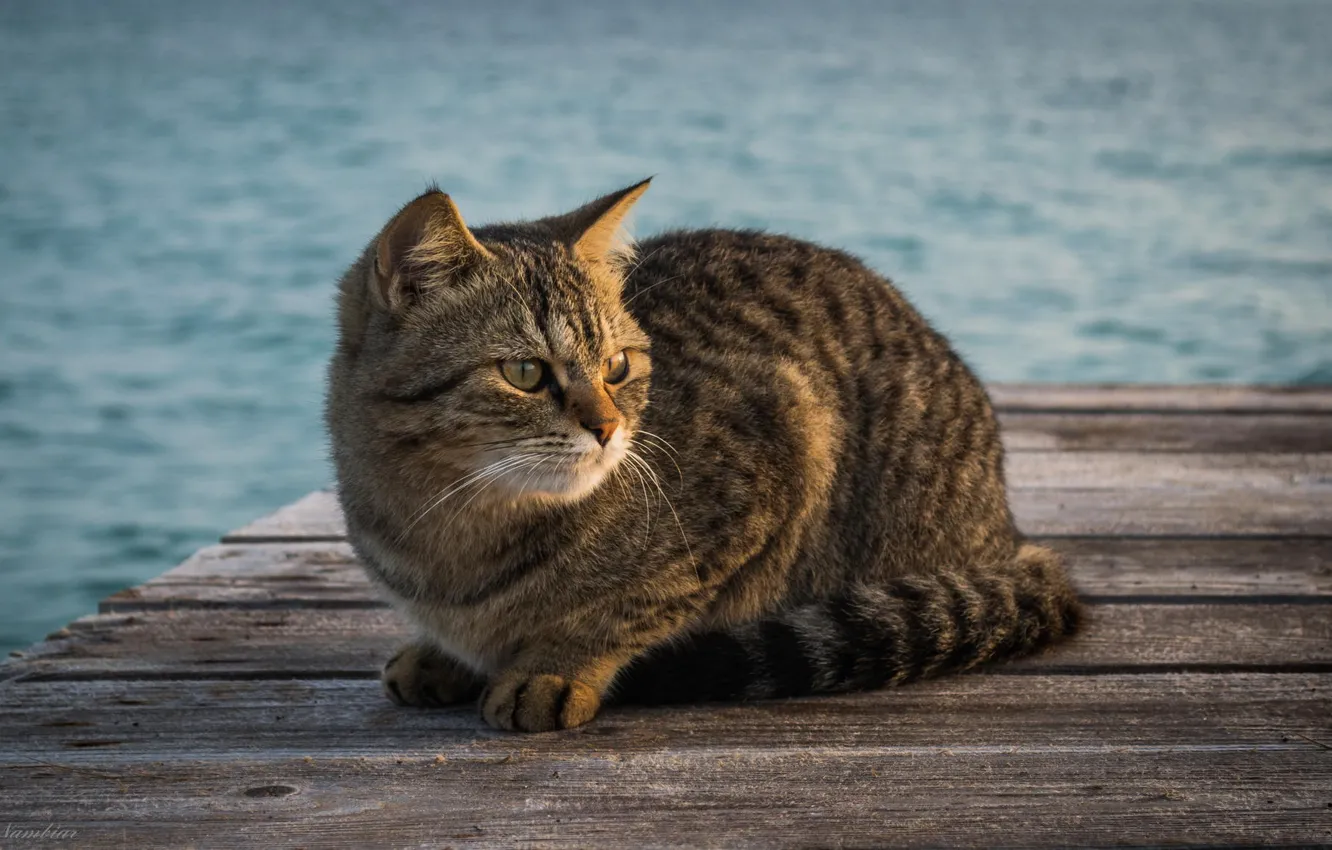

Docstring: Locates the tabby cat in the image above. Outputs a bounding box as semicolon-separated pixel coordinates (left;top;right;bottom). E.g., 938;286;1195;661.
326;179;1081;732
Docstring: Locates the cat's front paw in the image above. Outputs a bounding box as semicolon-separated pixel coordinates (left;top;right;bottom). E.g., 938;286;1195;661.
480;671;602;732
382;642;484;708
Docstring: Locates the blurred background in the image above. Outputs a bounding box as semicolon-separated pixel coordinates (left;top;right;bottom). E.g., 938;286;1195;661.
1;0;1330;652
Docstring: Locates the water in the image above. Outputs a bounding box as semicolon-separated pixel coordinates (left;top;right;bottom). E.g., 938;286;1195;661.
1;0;1330;652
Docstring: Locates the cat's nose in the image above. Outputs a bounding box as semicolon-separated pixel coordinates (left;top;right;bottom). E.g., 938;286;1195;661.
565;383;621;448
582;418;618;448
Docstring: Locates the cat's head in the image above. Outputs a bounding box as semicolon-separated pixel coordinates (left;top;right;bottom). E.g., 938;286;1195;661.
333;180;654;505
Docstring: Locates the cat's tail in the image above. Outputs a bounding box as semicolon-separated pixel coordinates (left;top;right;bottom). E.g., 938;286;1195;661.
613;543;1082;704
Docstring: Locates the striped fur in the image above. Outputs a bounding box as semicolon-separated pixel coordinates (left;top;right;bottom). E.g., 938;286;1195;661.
614;544;1082;704
326;181;1084;732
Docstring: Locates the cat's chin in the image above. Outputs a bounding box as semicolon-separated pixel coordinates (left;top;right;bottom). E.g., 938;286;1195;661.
499;449;624;505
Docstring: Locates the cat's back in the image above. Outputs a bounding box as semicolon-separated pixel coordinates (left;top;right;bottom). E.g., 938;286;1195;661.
624;228;954;373
627;228;877;314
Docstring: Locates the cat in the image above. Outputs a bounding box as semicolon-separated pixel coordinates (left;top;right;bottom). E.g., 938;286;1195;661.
325;178;1082;732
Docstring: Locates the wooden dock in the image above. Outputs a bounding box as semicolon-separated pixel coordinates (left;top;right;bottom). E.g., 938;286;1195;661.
2;385;1329;848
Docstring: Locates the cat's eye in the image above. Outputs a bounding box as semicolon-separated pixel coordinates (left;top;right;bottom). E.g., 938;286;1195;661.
500;359;546;392
603;350;630;384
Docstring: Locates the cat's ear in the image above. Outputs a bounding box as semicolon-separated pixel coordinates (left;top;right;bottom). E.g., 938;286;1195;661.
372;190;492;312
556;178;652;265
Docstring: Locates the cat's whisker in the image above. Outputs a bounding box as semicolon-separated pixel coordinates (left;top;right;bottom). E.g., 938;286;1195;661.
397;463;504;542
622;272;687;308
627;448;698;586
619;452;653;547
632;432;684;487
626;455;663;548
434;455;545;541
634;429;680;459
632;455;655;544
450;461;527;517
402;458;522;532
450;436;568;451
633;440;683;490
610;465;634;524
620;245;665;286
515;455;552;496
450;437;530;449
398;454;535;542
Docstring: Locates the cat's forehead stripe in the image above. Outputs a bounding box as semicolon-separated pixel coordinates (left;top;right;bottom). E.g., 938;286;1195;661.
573;298;603;354
530;274;605;364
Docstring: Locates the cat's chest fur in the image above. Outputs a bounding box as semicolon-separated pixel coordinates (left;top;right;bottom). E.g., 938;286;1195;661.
348;505;582;674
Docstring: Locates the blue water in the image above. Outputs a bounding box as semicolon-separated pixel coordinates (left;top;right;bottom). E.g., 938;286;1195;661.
1;0;1330;653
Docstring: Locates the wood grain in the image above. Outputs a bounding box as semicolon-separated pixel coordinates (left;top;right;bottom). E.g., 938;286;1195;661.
1;751;1327;848
6;603;1329;684
0;673;1325;758
1050;537;1332;601
101;543;382;612
223;490;341;543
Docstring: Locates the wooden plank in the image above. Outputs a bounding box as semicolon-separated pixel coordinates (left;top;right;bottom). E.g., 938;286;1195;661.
1000;412;1332;453
101;544;381;612
0;675;1327;847
987;384;1332;414
224;491;341;543
100;538;1332;614
2;750;1327;848
1052;537;1332;601
4;608;406;682
0;673;1325;759
1009;488;1332;536
224;480;1332;543
5;603;1329;683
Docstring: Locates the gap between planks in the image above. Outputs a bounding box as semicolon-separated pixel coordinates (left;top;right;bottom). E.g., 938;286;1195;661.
998;412;1332;453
